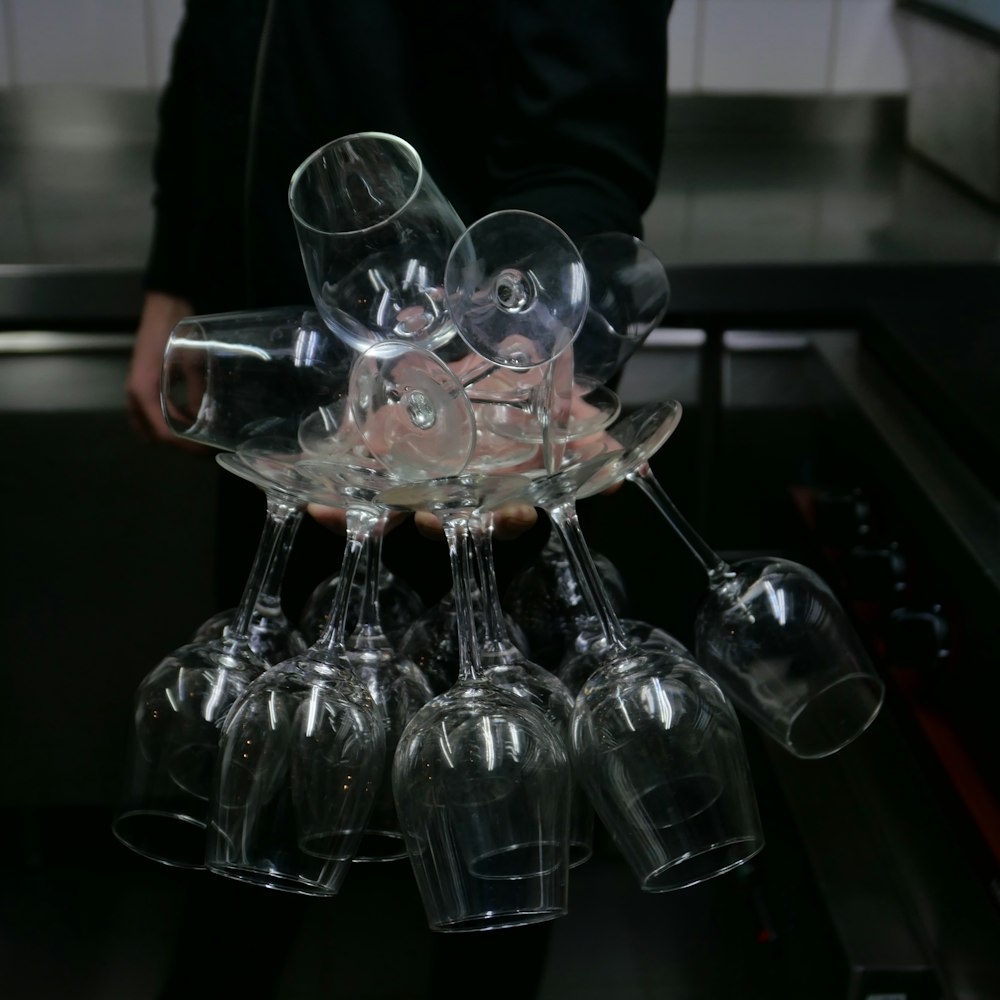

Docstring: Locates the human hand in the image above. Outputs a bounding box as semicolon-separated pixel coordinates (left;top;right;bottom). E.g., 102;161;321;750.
125;291;207;451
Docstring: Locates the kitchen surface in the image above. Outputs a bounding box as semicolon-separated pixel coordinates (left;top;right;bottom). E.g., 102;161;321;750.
4;5;1000;996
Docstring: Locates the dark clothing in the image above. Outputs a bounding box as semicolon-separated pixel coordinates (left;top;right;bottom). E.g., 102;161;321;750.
148;0;673;615
145;4;671;995
145;0;671;312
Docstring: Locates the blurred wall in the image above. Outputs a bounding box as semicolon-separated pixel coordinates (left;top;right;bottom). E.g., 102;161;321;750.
0;0;909;96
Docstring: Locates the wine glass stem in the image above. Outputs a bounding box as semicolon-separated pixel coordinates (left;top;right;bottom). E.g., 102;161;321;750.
628;468;731;583
546;500;630;654
314;506;379;654
228;494;304;639
349;515;389;645
441;514;482;681
470;513;511;651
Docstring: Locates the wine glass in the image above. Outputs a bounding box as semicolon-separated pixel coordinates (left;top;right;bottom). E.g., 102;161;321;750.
516;412;765;893
113;307;352;868
336;517;435;862
626;470;885;759
379;473;572;932
161;306;354;456
214;451;437;867
443;209;588;373
111;491;299;868
296;381;427;646
205;491;388;894
288;131;467;355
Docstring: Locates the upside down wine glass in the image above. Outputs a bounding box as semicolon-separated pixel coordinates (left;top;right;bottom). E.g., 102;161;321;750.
523;406;765;892
502;529;630;673
205;480;387;895
470;509;594;868
380;473;572;932
112;490;299;868
298;550;425;650
336;510;435;861
112;306;351;868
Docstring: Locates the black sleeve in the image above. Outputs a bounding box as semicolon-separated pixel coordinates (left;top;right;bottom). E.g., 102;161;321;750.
484;0;673;242
143;0;268;311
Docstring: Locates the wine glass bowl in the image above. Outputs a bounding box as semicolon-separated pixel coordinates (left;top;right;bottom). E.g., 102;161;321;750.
207;653;386;895
161;306;353;454
112;637;266;868
694;558;885;759
573;232;671;385
288;131;466;354
571;647;763;892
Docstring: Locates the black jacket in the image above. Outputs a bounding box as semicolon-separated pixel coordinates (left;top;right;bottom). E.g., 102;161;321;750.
145;0;672;314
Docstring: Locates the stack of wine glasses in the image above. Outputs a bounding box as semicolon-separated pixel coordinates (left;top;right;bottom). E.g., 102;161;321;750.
114;131;884;932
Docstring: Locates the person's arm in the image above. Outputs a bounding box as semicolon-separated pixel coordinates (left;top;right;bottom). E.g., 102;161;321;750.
125;290;195;444
128;1;267;446
144;0;267;308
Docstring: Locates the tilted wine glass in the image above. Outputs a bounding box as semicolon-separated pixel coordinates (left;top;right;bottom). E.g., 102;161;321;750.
444;209;589;472
626;469;885;759
572;231;671;386
379;473;573;932
211;452;436;872
459;226;670;468
288;131;466;355
518;407;765;892
348;340;477;481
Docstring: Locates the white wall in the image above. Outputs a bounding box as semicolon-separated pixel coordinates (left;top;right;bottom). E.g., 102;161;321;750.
0;0;909;95
0;0;184;88
670;0;909;95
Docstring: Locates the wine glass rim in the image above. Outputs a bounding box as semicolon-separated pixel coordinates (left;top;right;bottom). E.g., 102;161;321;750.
287;131;424;236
